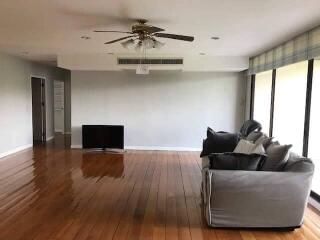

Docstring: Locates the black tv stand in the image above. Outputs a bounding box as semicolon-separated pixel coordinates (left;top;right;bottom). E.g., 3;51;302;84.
102;148;125;153
83;148;125;154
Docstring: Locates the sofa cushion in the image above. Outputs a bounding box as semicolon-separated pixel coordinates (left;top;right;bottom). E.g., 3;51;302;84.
283;152;314;173
200;128;239;157
208;152;265;171
261;142;292;171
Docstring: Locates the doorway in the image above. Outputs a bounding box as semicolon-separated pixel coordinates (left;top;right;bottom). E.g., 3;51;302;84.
31;77;46;143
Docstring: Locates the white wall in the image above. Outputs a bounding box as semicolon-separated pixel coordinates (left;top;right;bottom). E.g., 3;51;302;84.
0;52;69;158
59;54;249;72
71;71;246;150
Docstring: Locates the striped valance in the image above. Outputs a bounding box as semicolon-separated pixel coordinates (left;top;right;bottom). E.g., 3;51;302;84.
248;25;320;75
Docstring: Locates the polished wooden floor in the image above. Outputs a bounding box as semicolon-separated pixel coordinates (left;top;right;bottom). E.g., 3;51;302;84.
0;135;319;240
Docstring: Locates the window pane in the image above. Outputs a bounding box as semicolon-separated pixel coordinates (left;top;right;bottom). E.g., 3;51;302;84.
273;61;308;154
309;59;320;195
253;71;272;134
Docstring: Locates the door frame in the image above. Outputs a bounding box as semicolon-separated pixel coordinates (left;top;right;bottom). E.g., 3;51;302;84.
31;75;47;142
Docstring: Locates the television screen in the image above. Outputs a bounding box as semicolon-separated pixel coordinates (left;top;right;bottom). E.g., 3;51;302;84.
82;125;124;149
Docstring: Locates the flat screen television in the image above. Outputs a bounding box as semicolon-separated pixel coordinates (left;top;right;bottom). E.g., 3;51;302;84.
82;125;124;150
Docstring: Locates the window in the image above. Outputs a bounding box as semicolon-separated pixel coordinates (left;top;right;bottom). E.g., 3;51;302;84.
253;70;273;134
309;59;320;195
251;59;320;200
272;61;308;154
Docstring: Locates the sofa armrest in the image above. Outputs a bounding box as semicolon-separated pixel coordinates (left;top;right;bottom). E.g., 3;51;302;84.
201;156;210;169
204;169;313;227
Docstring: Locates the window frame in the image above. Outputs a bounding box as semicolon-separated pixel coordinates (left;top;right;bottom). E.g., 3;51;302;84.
249;59;319;202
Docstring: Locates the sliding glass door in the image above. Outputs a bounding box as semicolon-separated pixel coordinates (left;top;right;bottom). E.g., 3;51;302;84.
308;59;320;196
253;70;273;134
251;59;320;199
272;61;308;154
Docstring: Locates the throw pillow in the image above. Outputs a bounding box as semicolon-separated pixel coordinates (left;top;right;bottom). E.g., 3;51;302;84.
208;152;264;171
233;139;266;155
251;143;266;155
261;142;292;171
283;152;314;172
233;139;255;154
206;127;215;137
246;131;263;142
200;127;239;157
255;134;273;149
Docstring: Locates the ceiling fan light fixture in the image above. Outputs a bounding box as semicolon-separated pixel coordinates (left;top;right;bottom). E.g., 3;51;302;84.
153;40;165;49
96;19;194;52
121;39;135;49
135;42;143;52
142;38;155;49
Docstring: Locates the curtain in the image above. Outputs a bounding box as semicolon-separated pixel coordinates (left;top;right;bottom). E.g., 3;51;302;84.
249;26;320;75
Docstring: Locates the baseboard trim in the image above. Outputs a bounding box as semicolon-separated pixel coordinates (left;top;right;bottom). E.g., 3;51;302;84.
0;144;33;160
70;145;201;152
309;196;320;211
125;146;201;151
54;132;71;135
71;145;82;149
46;136;54;141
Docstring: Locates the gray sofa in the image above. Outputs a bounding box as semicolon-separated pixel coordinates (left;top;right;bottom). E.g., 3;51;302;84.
201;152;314;228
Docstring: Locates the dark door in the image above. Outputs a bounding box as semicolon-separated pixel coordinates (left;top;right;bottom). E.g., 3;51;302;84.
32;77;46;142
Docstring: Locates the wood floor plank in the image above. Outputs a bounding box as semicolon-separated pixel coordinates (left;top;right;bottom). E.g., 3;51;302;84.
51;152;139;240
0;135;318;240
93;151;147;240
49;154;122;240
126;151;158;240
172;152;192;240
186;152;220;240
165;152;179;240
178;152;207;240
107;151;152;240
80;152;137;240
153;151;168;240
137;151;161;240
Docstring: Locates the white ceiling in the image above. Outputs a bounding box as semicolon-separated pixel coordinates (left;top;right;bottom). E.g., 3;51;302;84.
1;0;320;68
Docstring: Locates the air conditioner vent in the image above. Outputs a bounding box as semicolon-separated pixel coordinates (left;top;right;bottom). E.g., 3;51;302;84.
118;58;183;65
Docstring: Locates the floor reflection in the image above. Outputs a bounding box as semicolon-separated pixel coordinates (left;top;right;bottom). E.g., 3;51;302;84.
32;139;75;208
81;152;124;179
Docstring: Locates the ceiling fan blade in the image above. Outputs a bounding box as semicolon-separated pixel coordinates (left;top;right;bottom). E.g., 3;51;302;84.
154;33;194;42
94;30;133;34
147;26;165;33
105;36;135;44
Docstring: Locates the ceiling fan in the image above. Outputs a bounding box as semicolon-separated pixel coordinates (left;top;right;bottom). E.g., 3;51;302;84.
94;19;194;50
